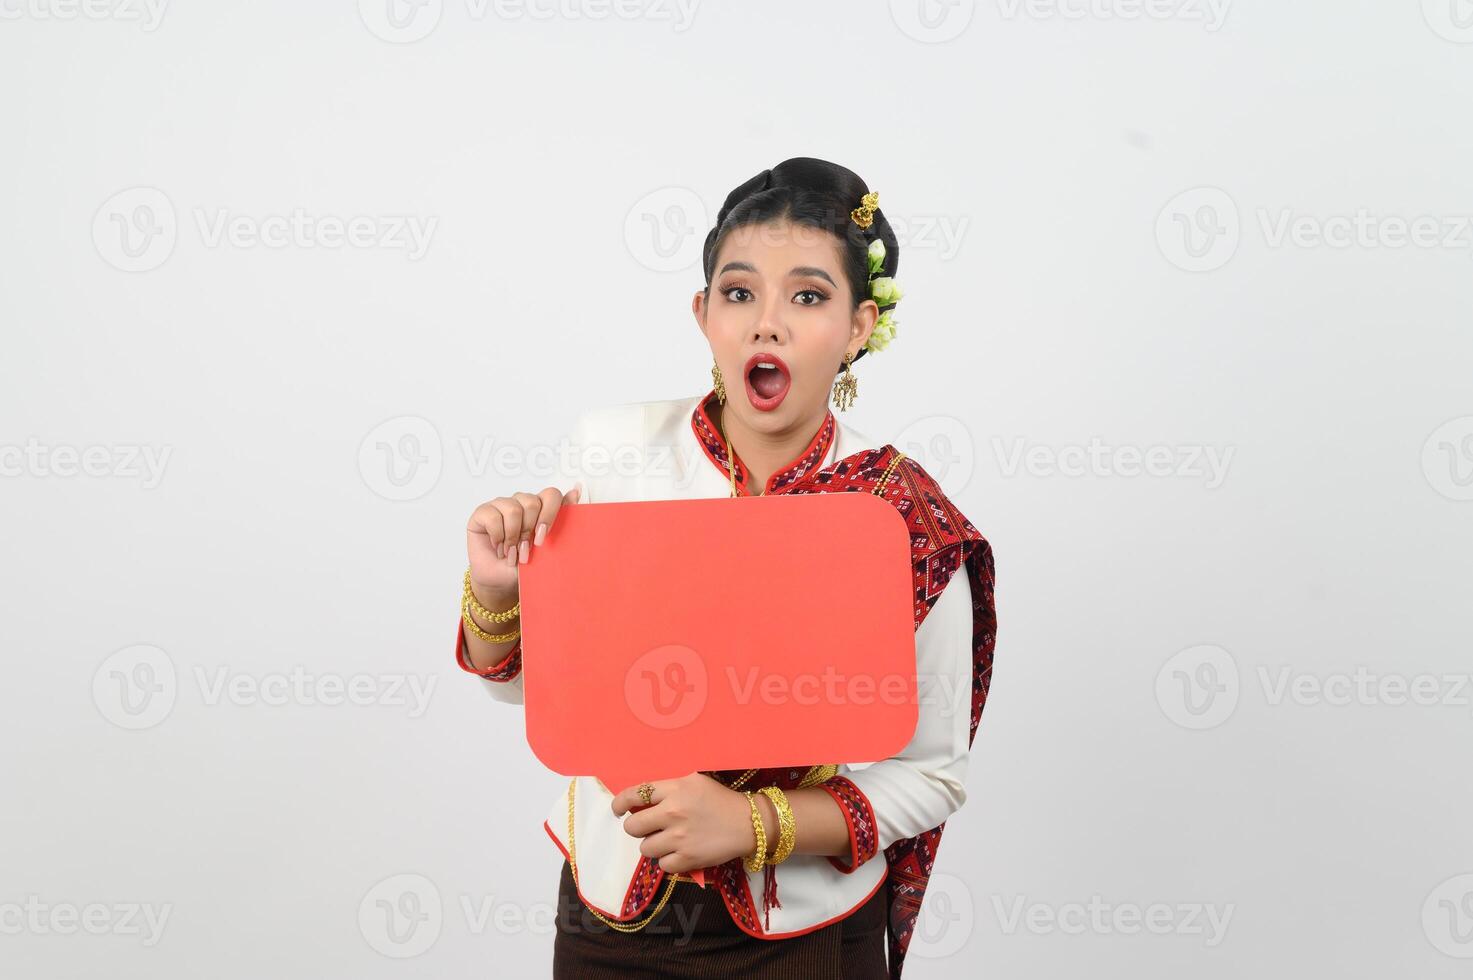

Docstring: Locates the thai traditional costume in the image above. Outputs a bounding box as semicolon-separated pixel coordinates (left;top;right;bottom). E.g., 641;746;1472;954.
456;389;998;978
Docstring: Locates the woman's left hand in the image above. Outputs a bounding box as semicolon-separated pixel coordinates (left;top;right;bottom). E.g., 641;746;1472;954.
611;773;758;874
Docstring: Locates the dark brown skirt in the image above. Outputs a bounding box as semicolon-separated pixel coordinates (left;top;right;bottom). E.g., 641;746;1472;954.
552;858;887;979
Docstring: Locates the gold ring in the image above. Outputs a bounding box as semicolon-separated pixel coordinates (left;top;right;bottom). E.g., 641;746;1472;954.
637;783;655;806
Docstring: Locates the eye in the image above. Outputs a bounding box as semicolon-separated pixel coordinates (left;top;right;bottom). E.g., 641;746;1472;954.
720;284;753;303
794;288;829;306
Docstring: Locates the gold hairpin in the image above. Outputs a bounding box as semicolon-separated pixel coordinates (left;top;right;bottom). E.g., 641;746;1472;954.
850;191;879;229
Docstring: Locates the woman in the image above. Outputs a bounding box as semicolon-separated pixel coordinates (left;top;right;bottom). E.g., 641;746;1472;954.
454;157;998;979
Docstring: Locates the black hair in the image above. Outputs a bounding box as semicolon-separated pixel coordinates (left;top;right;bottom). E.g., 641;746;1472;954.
701;157;899;373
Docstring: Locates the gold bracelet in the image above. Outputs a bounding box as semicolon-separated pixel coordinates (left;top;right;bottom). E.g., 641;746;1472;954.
758;786;796;866
463;568;520;623
742;791;768;873
462;600;521;644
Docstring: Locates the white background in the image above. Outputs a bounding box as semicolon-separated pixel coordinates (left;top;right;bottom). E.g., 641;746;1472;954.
3;1;1471;977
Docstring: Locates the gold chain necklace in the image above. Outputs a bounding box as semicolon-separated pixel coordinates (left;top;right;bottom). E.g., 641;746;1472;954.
561;411;906;934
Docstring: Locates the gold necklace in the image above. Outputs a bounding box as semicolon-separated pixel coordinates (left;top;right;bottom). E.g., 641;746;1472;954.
717;402;741;498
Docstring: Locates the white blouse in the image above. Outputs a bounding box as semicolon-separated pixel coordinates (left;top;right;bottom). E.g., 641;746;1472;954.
460;391;975;938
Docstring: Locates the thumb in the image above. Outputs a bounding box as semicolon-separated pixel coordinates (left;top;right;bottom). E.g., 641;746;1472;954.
567;484;582;504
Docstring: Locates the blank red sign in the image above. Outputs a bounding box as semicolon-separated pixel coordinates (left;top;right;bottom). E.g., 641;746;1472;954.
518;492;918;795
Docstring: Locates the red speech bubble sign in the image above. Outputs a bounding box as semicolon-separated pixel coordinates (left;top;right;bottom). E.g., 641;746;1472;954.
518;493;918;796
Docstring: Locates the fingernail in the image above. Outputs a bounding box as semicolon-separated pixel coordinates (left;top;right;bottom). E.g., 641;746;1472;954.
497;542;505;559
520;540;530;564
534;523;547;546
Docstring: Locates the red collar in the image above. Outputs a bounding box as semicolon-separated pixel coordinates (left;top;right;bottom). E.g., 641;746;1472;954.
690;388;837;496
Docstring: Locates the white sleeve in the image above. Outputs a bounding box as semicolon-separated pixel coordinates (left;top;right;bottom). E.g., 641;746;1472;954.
840;566;974;851
465;411;593;706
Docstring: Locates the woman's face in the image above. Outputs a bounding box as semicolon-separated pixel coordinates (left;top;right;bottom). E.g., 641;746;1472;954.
693;219;877;434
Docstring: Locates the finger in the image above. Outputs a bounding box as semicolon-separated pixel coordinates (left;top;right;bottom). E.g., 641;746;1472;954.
610;780;667;816
657;852;692;874
531;486;570;547
637;829;680;861
510;491;544;562
495;497;526;561
467;502;510;560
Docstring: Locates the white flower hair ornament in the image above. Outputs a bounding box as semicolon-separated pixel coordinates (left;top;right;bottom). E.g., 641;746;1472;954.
864;238;902;354
849;193;902;355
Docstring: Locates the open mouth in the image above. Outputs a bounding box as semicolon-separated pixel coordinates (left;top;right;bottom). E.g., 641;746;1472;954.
744;353;791;410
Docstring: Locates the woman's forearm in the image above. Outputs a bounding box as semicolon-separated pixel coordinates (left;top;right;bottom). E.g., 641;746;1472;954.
751;786;851;860
462;582;522;671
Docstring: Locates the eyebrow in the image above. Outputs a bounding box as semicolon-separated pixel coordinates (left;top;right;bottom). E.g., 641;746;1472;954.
717;261;838;288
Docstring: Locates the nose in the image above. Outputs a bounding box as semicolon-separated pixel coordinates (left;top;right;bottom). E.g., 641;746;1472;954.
752;296;788;346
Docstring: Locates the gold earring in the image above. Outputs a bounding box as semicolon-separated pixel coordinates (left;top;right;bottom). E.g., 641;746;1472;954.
712;360;727;403
831;351;858;412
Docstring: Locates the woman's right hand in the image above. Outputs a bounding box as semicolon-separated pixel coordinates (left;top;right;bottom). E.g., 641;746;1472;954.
466;485;582;601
